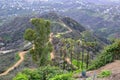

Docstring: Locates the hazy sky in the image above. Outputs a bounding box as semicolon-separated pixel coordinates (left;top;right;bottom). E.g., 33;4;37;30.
26;0;48;2
27;0;120;2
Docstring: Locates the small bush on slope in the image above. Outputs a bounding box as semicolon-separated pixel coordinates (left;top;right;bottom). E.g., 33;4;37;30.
13;73;28;80
49;73;74;80
15;53;20;61
72;59;86;70
89;40;120;70
97;70;111;78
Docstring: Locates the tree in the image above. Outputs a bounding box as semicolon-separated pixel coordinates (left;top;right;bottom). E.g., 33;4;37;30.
67;38;74;66
24;18;52;66
24;28;35;42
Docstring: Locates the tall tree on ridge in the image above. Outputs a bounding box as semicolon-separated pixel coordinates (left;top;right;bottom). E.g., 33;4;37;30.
24;18;52;66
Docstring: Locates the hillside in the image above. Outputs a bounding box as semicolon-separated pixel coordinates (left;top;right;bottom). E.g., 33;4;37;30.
76;60;120;80
0;12;104;50
0;13;111;60
0;13;85;77
92;60;120;80
1;17;119;80
0;13;109;79
0;0;120;80
60;4;120;39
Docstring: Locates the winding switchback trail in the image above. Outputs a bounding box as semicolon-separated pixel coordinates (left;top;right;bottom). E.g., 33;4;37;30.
50;21;73;64
0;51;28;77
52;21;72;35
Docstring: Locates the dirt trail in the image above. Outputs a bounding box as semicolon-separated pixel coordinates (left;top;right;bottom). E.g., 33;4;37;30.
60;21;72;34
0;51;28;76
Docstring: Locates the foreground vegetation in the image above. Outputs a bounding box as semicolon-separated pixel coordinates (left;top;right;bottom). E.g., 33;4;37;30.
13;66;74;80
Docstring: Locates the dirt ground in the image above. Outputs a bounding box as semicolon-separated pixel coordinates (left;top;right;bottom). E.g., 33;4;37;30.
75;60;120;80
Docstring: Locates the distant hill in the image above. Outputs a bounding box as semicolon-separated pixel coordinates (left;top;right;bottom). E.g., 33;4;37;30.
0;12;109;50
0;13;86;49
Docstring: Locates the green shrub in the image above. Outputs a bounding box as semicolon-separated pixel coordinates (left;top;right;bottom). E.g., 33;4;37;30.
72;59;86;70
21;69;41;80
50;73;74;80
38;66;65;80
97;70;111;78
15;53;20;61
13;73;28;80
73;69;81;73
86;77;92;80
13;66;66;80
89;40;120;70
